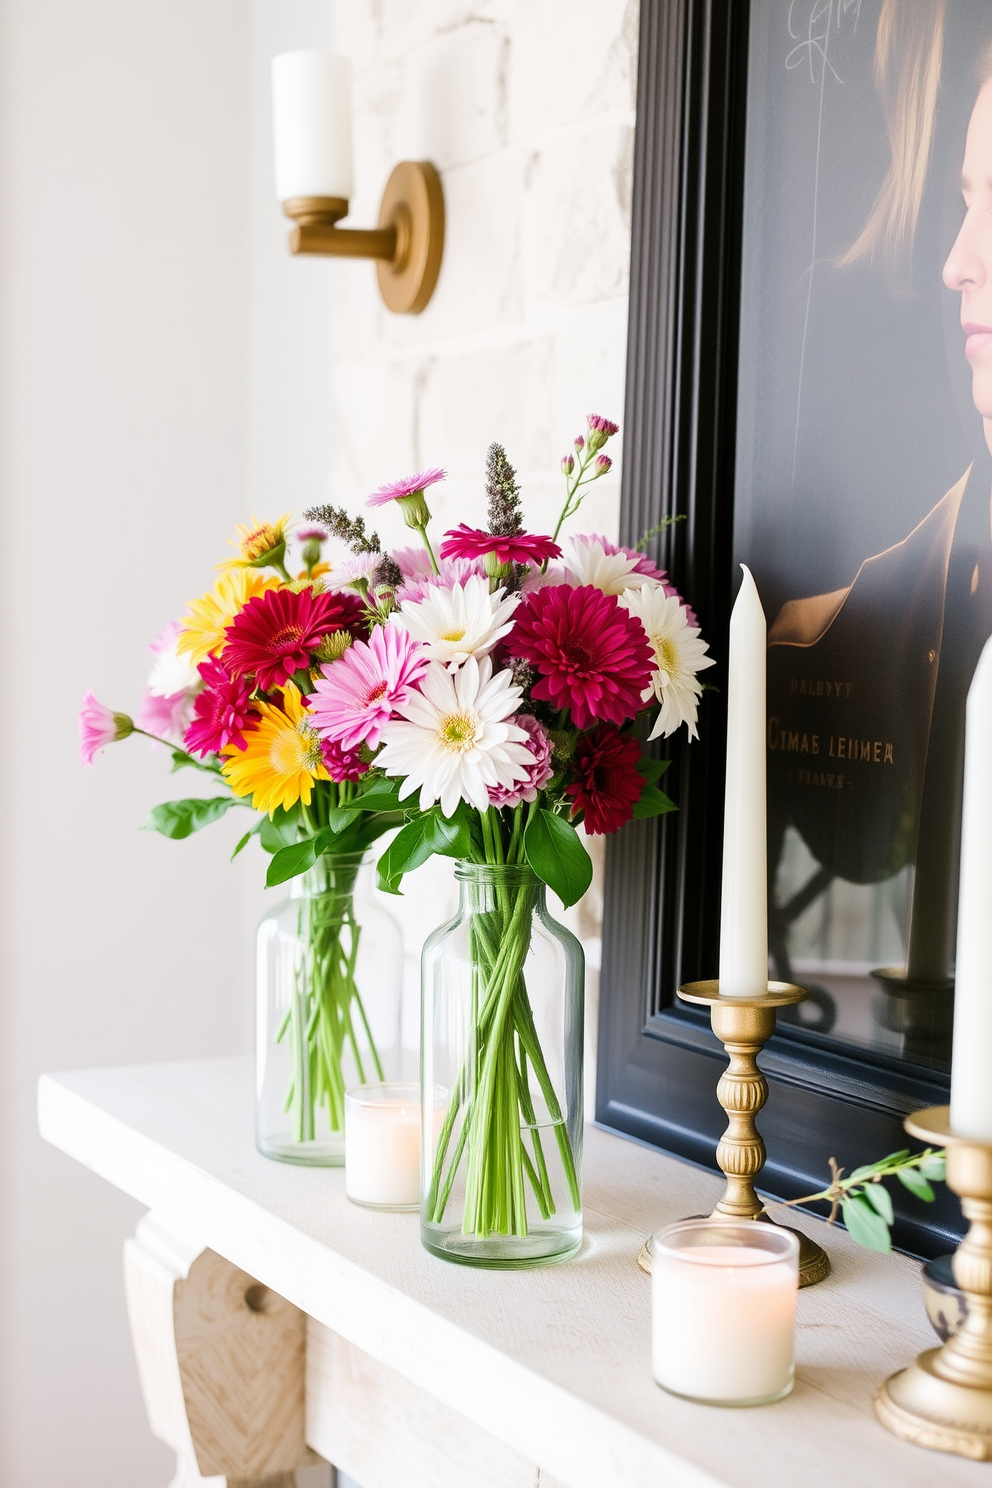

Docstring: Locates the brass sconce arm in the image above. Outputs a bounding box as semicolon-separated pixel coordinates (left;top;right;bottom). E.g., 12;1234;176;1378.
281;162;444;315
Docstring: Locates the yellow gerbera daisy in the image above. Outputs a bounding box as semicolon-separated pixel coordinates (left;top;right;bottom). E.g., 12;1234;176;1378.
217;512;292;573
221;682;329;817
176;569;281;665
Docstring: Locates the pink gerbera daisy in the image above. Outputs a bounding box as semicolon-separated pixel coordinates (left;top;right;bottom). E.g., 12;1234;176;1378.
367;467;446;508
136;688;195;742
396;556;487;605
309;623;428;751
223;587;367;691
510;584;654;731
78;691;133;764
439;525;562;567
184;656;260;758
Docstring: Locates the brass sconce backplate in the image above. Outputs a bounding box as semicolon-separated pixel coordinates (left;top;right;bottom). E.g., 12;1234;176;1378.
283;161;444;315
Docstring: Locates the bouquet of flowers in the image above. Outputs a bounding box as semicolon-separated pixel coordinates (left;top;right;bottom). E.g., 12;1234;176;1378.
80;413;712;1224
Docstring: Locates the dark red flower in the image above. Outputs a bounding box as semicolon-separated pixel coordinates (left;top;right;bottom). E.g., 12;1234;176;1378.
439;524;561;567
184;656;260;757
565;725;642;835
320;737;367;782
510;584;653;730
223;587;367;691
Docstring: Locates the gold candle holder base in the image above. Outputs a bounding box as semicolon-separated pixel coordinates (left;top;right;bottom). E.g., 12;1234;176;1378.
676;979;831;1289
875;1106;992;1460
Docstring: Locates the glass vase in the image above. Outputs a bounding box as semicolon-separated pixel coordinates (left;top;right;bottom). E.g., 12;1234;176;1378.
421;861;584;1267
256;850;402;1165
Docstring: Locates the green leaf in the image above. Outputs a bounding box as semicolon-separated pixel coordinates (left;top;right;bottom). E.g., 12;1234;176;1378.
259;806;301;854
524;809;593;909
841;1193;892;1252
632;783;677;819
326;805;354;833
849;1151;907;1182
230;819;263;861
144;796;236;840
170;749;197;773
897;1167;935;1203
862;1182;894;1225
265;837;318;888
918;1151;947;1181
376;812;471;895
637;758;672;786
333;778;404;813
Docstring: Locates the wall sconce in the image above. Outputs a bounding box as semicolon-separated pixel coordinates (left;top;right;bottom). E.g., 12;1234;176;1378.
272;52;444;316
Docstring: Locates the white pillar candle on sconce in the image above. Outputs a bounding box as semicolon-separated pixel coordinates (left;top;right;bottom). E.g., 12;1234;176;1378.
719;564;769;997
271;51;353;204
950;636;992;1140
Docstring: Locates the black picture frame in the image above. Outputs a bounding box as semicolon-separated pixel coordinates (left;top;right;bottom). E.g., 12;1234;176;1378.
595;0;962;1258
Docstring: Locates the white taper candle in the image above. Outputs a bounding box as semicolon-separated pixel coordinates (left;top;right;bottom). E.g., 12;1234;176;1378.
719;565;769;997
950;636;992;1138
271;52;353;204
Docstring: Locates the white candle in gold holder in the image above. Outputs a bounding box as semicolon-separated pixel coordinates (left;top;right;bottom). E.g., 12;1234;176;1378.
651;1219;799;1405
345;1082;421;1210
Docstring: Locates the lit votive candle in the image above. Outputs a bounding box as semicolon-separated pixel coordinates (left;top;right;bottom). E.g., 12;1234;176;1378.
345;1083;421;1211
651;1220;799;1405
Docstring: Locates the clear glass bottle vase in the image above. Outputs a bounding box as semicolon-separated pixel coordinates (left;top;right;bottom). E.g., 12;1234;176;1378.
421;861;584;1267
256;850;402;1165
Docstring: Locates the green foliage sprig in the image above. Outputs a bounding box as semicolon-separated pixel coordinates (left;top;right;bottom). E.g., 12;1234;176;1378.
763;1147;946;1252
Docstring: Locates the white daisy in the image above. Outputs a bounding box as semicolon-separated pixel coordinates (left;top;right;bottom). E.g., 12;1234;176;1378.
376;654;533;816
620;586;715;740
392;574;519;665
563;535;660;595
147;622;201;698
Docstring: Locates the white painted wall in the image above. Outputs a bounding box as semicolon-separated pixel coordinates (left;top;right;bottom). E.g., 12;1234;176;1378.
0;0;634;1482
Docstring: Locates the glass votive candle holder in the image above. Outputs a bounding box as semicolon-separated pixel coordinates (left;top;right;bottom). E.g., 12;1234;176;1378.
651;1219;800;1406
344;1082;421;1211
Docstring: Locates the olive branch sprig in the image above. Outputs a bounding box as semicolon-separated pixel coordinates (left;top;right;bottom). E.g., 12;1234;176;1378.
761;1147;946;1252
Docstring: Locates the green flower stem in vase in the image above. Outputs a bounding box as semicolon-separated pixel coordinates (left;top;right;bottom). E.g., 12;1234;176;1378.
421;860;584;1267
257;850;402;1166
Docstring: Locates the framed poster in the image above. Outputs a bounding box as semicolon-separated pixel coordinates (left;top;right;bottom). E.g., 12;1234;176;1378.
597;0;992;1255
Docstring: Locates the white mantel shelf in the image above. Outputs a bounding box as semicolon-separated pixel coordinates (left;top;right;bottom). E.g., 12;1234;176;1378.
38;1057;982;1488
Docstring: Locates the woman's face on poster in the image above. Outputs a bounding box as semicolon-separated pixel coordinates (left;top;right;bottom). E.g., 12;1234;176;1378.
944;77;992;422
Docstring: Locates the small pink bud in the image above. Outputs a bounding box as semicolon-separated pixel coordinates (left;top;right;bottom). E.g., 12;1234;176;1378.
573;435;585;452
561;453;575;475
595;454;612;474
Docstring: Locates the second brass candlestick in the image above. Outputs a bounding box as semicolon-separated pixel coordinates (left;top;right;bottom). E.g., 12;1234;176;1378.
676;979;831;1288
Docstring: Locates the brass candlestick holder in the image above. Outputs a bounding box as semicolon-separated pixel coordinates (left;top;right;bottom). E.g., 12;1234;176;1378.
875;1105;992;1459
676;979;831;1288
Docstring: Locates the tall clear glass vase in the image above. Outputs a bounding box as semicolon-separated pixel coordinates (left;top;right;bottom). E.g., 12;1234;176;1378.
421;861;584;1268
256;850;402;1165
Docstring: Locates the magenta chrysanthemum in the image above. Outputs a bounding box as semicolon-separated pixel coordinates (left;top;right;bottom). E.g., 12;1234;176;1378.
510;584;654;731
184;657;260;758
565;725;643;835
587;414;619;437
78;691;133;764
439;525;562;567
296;526;327;542
223;587;367;691
488;715;555;808
367;467;446;508
320;737;367;782
309;623;428;751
